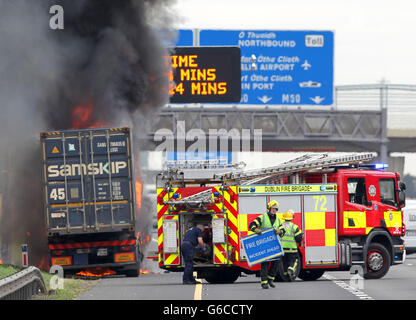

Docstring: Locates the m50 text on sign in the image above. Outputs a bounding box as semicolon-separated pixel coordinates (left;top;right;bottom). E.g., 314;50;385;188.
169;47;241;103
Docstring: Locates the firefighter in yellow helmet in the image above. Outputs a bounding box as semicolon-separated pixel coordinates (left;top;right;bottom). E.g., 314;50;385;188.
249;200;285;289
280;209;303;281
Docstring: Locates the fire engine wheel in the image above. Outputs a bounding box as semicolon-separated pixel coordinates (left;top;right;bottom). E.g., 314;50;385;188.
204;269;240;284
297;269;325;281
364;243;391;279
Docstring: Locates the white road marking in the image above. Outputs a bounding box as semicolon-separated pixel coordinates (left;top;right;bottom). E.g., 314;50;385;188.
323;274;375;300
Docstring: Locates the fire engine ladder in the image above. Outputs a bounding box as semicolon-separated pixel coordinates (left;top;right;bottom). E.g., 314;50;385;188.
164;189;214;209
157;161;246;187
215;152;377;185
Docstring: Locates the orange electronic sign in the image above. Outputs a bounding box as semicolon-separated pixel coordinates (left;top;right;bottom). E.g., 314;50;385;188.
169;47;241;103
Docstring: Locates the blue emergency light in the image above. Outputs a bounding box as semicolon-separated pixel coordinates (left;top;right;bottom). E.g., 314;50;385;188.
374;163;389;170
172;193;180;199
213;192;221;197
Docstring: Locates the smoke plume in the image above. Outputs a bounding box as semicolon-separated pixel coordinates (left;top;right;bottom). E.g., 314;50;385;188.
0;0;176;267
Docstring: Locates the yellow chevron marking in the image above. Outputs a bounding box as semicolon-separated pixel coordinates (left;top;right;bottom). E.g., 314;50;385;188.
229;231;238;245
165;254;179;265
214;246;227;264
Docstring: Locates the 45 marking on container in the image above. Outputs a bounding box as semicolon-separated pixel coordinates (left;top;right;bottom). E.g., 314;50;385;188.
50;187;66;201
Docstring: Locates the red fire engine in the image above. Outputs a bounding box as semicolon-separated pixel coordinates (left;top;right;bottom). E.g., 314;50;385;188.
156;153;406;283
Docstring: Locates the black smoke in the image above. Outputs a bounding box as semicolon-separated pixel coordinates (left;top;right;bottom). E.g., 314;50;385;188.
0;0;176;267
43;0;173;129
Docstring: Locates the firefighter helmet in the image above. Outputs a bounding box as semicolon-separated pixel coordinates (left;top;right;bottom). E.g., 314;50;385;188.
283;210;294;220
267;200;279;210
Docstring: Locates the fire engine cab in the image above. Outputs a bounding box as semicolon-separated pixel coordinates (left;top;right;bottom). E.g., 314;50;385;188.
156;153;406;283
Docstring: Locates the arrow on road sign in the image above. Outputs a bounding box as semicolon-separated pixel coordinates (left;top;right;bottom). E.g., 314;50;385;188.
258;96;272;104
310;96;325;104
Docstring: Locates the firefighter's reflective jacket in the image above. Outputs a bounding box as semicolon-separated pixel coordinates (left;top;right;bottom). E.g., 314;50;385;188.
249;213;285;235
281;221;303;252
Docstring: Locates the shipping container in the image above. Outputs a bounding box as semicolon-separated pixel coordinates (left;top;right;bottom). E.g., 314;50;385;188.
41;127;142;276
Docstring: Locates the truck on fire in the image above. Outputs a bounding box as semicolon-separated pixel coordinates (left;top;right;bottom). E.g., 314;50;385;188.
156;153;406;283
41;127;142;276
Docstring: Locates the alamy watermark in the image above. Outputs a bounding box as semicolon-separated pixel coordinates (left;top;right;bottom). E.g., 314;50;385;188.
154;120;263;157
49;5;64;30
49;265;64;290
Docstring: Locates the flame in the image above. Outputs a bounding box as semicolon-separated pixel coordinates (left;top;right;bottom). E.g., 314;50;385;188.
136;231;151;249
140;269;155;275
76;267;116;278
71;101;105;129
38;256;49;271
135;179;142;216
0;259;2;265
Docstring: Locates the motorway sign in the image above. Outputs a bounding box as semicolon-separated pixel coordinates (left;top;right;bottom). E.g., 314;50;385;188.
169;46;241;103
240;228;284;266
159;29;194;47
175;29;194;46
199;30;334;105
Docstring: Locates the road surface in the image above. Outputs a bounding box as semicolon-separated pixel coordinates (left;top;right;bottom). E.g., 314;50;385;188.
79;253;416;300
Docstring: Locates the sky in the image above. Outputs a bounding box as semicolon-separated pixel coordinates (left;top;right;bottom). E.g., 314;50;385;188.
172;0;416;85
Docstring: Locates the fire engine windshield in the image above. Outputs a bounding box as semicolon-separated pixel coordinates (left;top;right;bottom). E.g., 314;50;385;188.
380;178;397;207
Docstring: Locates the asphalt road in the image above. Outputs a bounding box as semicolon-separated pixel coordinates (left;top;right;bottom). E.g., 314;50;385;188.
79;253;416;300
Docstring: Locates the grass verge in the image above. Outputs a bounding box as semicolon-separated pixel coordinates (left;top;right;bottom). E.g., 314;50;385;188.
0;264;98;300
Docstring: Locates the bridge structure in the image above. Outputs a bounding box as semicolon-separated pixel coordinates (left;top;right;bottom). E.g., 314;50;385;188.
147;84;416;163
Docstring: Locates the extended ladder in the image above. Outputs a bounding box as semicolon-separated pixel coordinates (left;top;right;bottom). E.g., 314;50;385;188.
214;152;377;184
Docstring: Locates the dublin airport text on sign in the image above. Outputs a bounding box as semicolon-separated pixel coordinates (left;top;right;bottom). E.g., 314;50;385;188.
169;47;241;103
240;228;284;266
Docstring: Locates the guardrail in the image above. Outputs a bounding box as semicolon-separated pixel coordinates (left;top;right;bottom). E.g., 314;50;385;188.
0;266;47;300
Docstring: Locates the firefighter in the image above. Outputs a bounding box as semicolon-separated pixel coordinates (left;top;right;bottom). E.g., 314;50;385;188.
180;223;206;284
280;209;303;281
249;200;285;289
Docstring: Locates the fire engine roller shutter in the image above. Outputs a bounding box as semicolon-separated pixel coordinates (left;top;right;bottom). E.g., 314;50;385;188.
211;186;239;264
157;187;180;266
303;194;338;265
162;215;180;265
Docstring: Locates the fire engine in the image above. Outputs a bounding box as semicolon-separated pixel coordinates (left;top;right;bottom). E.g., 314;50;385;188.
156;153;406;283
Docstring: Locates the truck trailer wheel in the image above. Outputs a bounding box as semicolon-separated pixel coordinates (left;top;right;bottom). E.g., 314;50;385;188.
298;269;325;281
124;267;140;278
364;243;391;279
124;247;142;277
